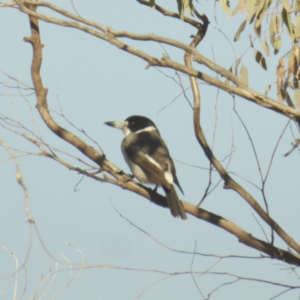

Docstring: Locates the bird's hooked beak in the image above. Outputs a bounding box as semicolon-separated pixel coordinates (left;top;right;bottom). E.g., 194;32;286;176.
105;121;127;129
105;120;129;136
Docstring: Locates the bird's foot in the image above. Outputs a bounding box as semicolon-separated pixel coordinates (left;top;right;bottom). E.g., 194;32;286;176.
123;173;135;183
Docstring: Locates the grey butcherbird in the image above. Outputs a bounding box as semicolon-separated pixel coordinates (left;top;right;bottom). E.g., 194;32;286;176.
105;115;187;220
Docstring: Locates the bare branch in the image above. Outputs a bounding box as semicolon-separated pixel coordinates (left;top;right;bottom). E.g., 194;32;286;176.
0;139;34;223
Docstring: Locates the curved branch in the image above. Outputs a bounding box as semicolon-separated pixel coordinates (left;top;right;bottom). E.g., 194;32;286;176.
137;0;204;29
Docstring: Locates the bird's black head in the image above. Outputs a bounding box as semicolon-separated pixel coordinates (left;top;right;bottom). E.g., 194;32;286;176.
125;115;157;133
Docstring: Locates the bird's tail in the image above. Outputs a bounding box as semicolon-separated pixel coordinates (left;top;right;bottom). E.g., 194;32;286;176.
163;185;187;220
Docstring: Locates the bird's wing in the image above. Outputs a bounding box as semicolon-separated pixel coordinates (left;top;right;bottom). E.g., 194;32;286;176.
123;131;173;188
170;161;184;194
155;135;184;194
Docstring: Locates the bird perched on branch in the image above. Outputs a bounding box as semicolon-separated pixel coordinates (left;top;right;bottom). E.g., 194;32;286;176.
105;115;187;220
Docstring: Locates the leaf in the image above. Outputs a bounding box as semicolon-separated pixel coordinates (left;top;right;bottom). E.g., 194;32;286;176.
282;7;295;39
239;0;246;14
255;11;265;29
262;38;270;56
275;15;280;34
246;0;256;22
288;50;297;80
225;67;233;85
291;44;300;88
278;90;284;103
234;58;241;75
295;89;300;109
254;15;262;37
248;34;254;47
285;91;295;108
269;15;275;47
240;65;248;85
234;20;247;41
287;81;293;89
294;44;300;72
295;16;300;38
184;0;192;16
177;0;184;20
255;0;266;17
265;84;271;95
176;0;192;20
220;0;231;18
274;37;282;55
231;4;240;17
296;0;300;14
282;0;292;13
149;0;155;8
254;50;268;70
276;57;285;95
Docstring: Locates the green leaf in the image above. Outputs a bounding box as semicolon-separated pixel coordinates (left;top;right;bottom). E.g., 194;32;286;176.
278;90;284;103
234;20;247;42
275;15;281;34
220;0;231;18
176;0;192;20
255;10;266;37
240;65;248;85
262;38;270;56
254;50;268;70
282;0;292;13
269;15;275;47
265;84;271;95
184;0;192;16
231;4;239;17
285;91;295;108
246;0;256;22
296;0;300;13
225;67;233;85
295;16;300;39
254;16;262;37
274;37;282;54
234;59;241;75
177;0;184;20
149;0;155;8
295;89;300;108
282;7;295;39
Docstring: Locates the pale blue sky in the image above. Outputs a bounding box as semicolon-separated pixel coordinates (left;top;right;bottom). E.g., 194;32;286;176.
1;1;300;299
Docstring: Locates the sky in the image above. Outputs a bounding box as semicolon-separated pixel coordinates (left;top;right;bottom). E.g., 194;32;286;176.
1;0;300;299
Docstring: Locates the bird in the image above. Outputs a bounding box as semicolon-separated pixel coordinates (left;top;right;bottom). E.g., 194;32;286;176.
105;115;187;220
